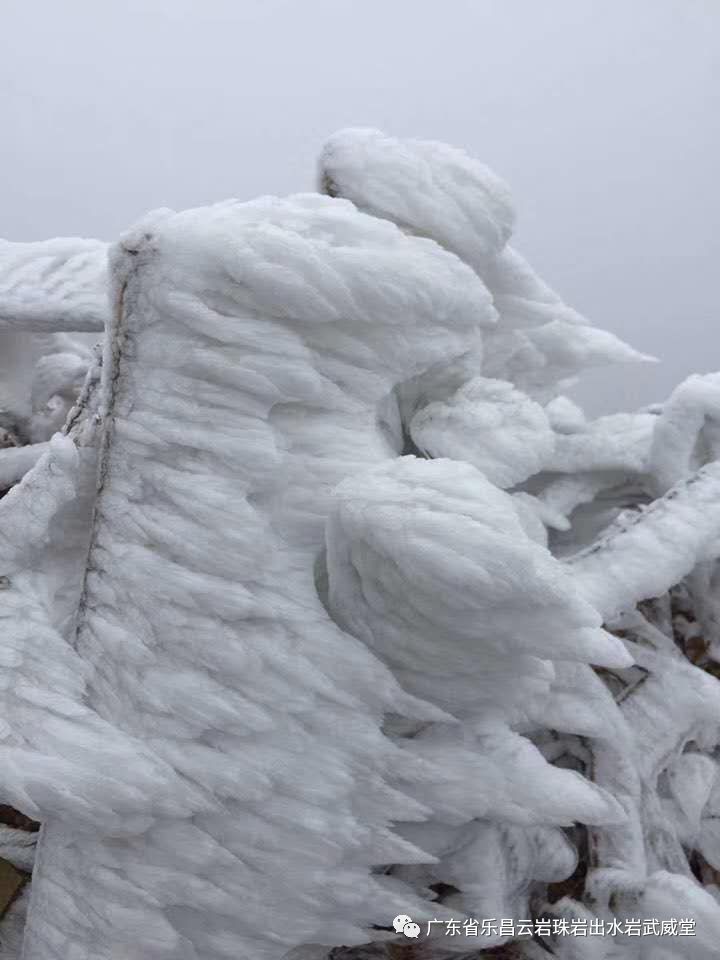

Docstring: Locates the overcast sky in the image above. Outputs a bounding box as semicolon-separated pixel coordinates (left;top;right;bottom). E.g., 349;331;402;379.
2;0;718;414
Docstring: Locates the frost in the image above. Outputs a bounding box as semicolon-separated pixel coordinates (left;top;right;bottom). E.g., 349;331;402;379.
319;129;653;407
21;195;496;959
0;443;49;492
650;371;720;493
545;395;587;434
0;238;107;334
0;129;718;960
569;462;720;620
319;127;514;271
548;411;657;475
410;377;555;488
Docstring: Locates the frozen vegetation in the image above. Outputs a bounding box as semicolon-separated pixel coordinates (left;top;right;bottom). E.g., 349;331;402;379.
0;129;718;959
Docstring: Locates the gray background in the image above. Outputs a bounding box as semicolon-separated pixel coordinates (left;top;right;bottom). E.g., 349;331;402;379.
2;0;717;414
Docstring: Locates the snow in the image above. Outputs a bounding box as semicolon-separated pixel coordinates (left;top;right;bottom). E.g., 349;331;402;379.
1;127;719;960
319;127;515;272
0;238;107;333
0;436;203;835
409;377;555;488
641;871;720;958
319;128;652;415
327;455;632;930
650;371;720;493
22;194;500;959
545;394;587;434
547;411;656;475
328;456;631;679
0;443;50;492
569;461;720;620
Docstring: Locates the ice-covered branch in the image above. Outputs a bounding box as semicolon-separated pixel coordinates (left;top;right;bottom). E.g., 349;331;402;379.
0;443;49;491
650;372;720;494
568;461;720;621
0;238;107;333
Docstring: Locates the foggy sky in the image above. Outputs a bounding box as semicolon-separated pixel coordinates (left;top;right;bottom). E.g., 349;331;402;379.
2;0;718;414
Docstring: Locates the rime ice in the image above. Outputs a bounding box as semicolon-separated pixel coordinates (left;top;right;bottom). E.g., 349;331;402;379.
0;130;717;960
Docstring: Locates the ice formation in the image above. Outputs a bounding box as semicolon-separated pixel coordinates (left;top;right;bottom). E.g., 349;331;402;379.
0;128;718;960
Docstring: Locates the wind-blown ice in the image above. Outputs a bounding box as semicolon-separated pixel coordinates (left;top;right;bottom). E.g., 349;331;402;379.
0;238;107;333
547;410;656;475
320;127;515;272
0;442;49;492
326;456;629;928
0;434;209;832
409;377;555;488
21;194;503;960
328;456;631;681
2;128;719;960
0;240;105;456
569;462;720;621
319;128;652;405
650;372;720;494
